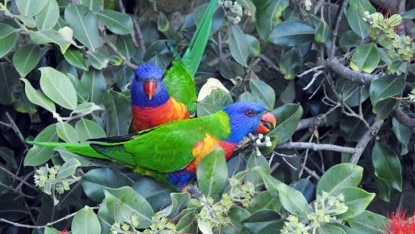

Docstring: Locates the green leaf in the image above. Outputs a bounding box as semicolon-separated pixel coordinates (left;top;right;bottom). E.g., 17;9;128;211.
344;0;375;38
369;75;405;107
314;20;331;43
228;24;252;67
392;118;412;155
20;78;56;113
56;121;79;143
318;224;347;234
24;124;58;166
278;48;301;80
86;51;109;70
15;0;48;16
39;67;78;110
249;79;275;110
57;158;81;179
70;102;104;117
197;89;233;117
75;118;106;141
242;210;283;233
197;147;228;199
103;90;131;136
372;142;402;191
96;9;134;34
71;206;101;234
0;23;18;58
64;5;100;51
268;20;315;46
335;187;375;219
164;192;191;218
373;98;398;120
348;210;388;234
63;48;88;71
12;44;41;77
82;168;134;202
79;70;107;104
84;0;104;12
255;167;310;216
99;186;154;229
252;0;289;39
29;29;72;54
269;103;303;143
0;63;21;105
316;163;362;195
339;30;363;52
35;0;59;30
115;35;136;60
350;43;380;73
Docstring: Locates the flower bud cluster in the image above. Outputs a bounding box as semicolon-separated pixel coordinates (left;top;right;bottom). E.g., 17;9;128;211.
220;0;243;24
229;177;255;207
34;164;70;195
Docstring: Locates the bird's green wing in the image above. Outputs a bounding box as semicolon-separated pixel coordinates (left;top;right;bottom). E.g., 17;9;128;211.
164;0;218;115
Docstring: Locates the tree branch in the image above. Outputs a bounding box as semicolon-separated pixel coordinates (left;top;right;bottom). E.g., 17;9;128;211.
278;142;356;154
351;117;384;164
325;58;380;85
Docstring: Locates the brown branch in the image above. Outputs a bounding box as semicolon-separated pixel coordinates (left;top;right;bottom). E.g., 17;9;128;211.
330;0;349;57
325;58;380;85
351;117;384;164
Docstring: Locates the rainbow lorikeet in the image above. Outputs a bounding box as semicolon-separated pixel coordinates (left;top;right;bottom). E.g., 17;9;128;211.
130;0;219;132
29;102;277;191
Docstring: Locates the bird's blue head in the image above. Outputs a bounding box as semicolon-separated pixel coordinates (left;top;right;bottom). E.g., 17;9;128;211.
131;63;170;107
223;102;277;144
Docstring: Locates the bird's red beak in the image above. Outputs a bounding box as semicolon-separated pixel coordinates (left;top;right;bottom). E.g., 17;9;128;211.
256;112;277;134
143;80;157;100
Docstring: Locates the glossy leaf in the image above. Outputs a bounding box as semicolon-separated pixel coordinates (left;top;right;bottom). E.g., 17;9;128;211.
79;70;107;104
197;147;228;199
218;59;245;79
75;119;106;141
315;20;331;43
35;0;59;30
70;102;104;117
82;168;134;202
318;224;347;234
339;30;362;52
268;20;314;46
242;210;283;233
24;124;58;166
20;78;56;113
12;44;41;77
29;29;72;54
115;35;136;60
256;167;309;217
372;142;402;191
99;187;154;229
39;67;78;110
15;0;48;16
96;9;134;34
336;186;375;219
103;90;131;136
86;51;109;70
369;75;405;108
63;48;88;71
350;43;380;73
83;0;104;12
71;206;101;234
0;23;18;58
279;48;301;80
0;63;20;105
348;210;388;234
316;163;362;195
392;118;412;155
344;0;375;39
253;0;289;39
64;5;100;51
269;104;303;143
249;79;276;110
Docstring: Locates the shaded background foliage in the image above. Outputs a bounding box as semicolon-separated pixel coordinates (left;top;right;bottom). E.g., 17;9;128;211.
0;0;415;233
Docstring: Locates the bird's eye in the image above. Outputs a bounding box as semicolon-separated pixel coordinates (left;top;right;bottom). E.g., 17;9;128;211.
245;109;254;117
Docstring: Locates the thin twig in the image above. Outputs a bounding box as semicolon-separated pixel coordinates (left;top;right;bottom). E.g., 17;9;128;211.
118;0;139;47
0;164;37;190
102;31;137;69
258;53;281;72
278;142;356;154
0;206;99;229
330;0;349;57
5;112;27;148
